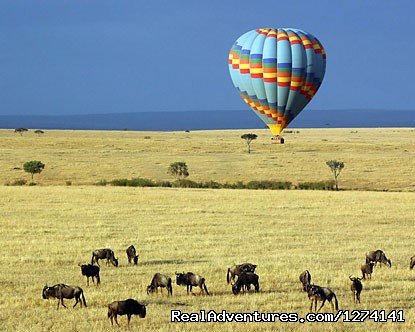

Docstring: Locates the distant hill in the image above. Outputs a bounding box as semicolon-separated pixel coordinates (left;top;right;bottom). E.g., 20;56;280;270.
0;109;414;131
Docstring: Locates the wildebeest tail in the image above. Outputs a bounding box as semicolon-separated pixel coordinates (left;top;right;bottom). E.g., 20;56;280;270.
333;293;339;311
81;290;87;307
226;268;230;284
96;274;101;285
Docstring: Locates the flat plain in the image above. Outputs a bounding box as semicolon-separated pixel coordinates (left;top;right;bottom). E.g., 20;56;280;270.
0;128;414;331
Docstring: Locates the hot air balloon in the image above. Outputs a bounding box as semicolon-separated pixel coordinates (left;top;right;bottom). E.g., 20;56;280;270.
228;28;326;143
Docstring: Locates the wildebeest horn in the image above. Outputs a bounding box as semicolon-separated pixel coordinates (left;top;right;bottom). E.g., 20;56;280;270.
349;275;354;280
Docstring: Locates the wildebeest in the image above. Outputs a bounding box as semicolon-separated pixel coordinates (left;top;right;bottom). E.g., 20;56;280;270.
410;256;415;269
361;261;375;279
126;245;139;265
176;272;209;295
349;275;363;303
299;270;312;292
91;248;118;267
226;263;257;284
365;250;391;268
232;272;260;295
107;299;146;326
42;284;87;310
307;284;338;312
79;263;100;286
147;273;173;296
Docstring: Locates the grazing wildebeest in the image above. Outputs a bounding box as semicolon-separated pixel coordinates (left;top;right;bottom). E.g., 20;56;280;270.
79;263;100;286
299;270;312;292
147;273;173;296
349;275;363;304
232;272;260;295
361;261;375;279
42;284;87;310
107;299;146;326
410;256;415;270
307;284;338;312
365;250;391;268
91;248;118;267
226;263;257;284
126;245;139;265
176;272;209;295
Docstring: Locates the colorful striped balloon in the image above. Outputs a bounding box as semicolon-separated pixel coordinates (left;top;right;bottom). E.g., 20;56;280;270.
228;28;326;136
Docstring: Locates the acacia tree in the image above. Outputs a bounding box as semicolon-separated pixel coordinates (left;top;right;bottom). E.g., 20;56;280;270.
168;162;189;180
23;160;45;181
241;133;258;153
326;160;344;190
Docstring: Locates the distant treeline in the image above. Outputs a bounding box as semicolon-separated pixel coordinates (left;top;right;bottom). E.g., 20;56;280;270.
97;178;336;191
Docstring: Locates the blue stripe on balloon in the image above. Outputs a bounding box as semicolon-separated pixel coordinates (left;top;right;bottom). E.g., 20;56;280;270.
250;54;262;59
263;58;277;64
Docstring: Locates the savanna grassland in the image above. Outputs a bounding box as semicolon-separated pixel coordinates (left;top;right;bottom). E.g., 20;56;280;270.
0;128;414;331
0;128;414;191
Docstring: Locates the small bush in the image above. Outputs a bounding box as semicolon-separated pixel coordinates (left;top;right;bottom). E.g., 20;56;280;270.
28;182;37;186
144;136;151;139
222;181;246;189
297;180;335;190
173;179;200;188
96;179;108;186
110;178;129;186
246;180;292;190
201;181;222;189
127;178;156;187
155;180;173;187
65;180;72;186
11;179;27;186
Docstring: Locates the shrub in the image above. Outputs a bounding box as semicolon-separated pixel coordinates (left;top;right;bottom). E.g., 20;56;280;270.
65;180;72;186
28;182;37;186
155;180;173;187
11;179;27;186
127;178;155;187
201;181;222;189
110;178;129;186
246;180;292;190
173;179;200;188
96;179;108;186
297;180;335;190
223;181;246;189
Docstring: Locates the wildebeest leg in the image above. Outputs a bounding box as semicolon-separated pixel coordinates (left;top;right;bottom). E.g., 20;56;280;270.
317;299;326;312
87;277;90;286
114;314;120;326
127;314;131;325
73;296;79;308
309;299;314;312
61;298;67;309
110;315;114;326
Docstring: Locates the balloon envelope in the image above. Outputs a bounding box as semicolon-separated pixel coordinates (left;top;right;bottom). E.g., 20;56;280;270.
228;28;326;135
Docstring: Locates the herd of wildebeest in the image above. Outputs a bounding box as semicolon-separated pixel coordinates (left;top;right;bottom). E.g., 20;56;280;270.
41;246;414;326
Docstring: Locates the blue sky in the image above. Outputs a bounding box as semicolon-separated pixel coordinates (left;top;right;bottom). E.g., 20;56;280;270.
1;1;414;116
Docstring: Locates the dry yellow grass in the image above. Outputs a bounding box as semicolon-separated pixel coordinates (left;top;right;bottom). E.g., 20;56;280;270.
0;128;414;191
0;128;414;331
1;186;414;331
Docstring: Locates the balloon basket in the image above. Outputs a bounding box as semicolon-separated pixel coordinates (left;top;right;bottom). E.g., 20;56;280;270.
271;136;285;144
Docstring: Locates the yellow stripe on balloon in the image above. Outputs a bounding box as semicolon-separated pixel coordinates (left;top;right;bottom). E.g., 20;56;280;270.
250;68;263;74
278;77;291;83
264;73;277;79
